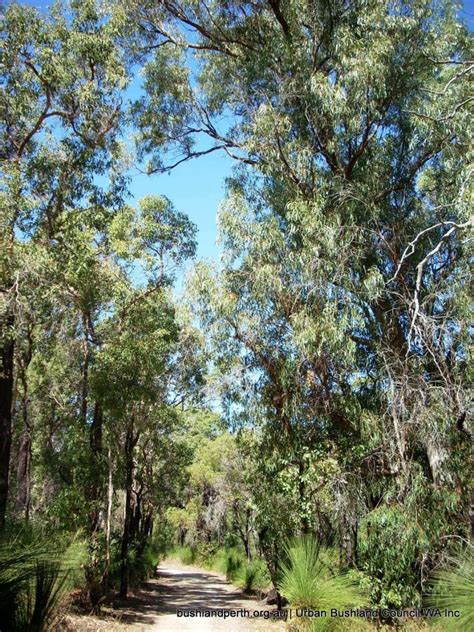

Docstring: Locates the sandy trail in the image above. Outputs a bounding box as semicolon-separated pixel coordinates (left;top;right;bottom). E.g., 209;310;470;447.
75;559;286;632
146;560;284;631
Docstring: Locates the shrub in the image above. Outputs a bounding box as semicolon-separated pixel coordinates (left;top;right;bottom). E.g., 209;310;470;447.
0;537;75;631
427;547;474;631
240;559;269;594
224;548;244;580
358;506;428;608
279;537;368;631
169;545;198;565
128;535;165;588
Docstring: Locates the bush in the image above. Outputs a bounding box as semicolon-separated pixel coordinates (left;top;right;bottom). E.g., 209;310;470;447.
427;547;474;631
169;545;198;565
0;536;77;631
240;559;269;594
279;537;368;631
128;535;165;588
224;548;244;580
358;506;428;608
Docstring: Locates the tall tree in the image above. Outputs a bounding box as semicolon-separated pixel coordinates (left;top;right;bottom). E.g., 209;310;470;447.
0;0;128;528
130;0;472;603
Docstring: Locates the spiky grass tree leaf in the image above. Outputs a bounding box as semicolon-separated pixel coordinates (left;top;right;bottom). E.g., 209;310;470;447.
279;537;369;631
280;537;323;608
428;548;474;631
0;538;73;631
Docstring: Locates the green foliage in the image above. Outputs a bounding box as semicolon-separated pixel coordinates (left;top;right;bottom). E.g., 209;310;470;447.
428;548;474;631
241;559;269;594
168;543;270;594
223;547;243;581
210;548;270;592
1;0;472;625
0;535;81;631
170;545;198;565
127;537;164;588
279;538;367;631
359;506;429;608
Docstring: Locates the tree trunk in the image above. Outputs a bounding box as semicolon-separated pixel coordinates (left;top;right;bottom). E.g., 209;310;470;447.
341;516;358;568
245;508;251;561
89;402;103;532
15;330;33;521
298;460;309;534
15;431;31;519
80;339;89;425
119;423;137;599
0;316;14;530
106;443;114;570
90;401;103;455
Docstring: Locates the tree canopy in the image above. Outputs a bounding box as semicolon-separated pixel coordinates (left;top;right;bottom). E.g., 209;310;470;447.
0;0;472;628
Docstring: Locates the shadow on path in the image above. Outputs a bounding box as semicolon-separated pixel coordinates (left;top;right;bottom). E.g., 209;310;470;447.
98;559;284;631
145;567;259;615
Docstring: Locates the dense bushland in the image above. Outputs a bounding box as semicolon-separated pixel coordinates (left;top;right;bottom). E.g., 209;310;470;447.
0;0;472;629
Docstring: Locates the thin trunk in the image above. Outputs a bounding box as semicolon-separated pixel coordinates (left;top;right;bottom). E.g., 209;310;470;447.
89;402;103;532
298;461;309;534
470;493;474;538
80;316;90;425
106;443;113;568
15;329;33;520
0;314;14;530
341;516;358;568
245;507;251;561
131;490;141;541
90;401;103;455
119;422;137;599
15;431;31;519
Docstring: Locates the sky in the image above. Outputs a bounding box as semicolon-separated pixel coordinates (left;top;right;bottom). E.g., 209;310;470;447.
16;0;474;291
16;0;236;281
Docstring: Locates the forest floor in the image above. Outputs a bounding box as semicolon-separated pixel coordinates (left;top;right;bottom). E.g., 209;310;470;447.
62;559;286;631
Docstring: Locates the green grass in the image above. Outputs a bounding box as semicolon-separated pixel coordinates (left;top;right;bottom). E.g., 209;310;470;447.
240;559;269;593
168;545;198;565
167;544;270;593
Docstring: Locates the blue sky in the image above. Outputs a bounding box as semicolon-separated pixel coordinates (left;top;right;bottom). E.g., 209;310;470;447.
17;0;474;290
18;0;236;290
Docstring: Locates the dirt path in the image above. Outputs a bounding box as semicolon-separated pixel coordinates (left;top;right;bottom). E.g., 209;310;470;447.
64;560;286;631
145;560;285;631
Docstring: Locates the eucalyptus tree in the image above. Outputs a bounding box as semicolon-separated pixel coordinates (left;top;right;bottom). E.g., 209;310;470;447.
1;1;204;611
10;191;199;606
0;0;129;529
131;0;473;603
82;194;198;599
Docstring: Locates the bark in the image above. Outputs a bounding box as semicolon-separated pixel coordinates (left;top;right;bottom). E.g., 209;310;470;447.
119;422;138;599
470;493;474;538
341;515;358;568
90;401;103;456
425;439;451;486
15;328;33;520
80;333;90;425
233;502;251;560
105;444;113;568
130;489;142;541
0;314;14;530
298;461;309;534
88;402;104;533
244;507;251;561
15;431;32;519
142;512;153;538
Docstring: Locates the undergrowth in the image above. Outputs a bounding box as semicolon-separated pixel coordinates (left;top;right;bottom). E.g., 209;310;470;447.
168;544;269;593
